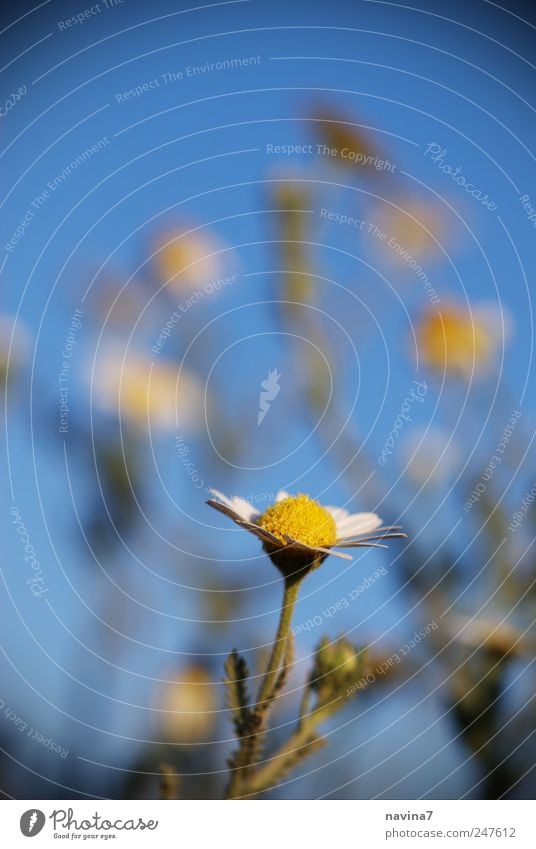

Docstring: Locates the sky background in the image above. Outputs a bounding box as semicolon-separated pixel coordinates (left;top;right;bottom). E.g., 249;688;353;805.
1;0;535;799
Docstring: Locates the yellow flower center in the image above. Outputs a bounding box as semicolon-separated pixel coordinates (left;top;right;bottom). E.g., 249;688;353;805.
258;494;337;548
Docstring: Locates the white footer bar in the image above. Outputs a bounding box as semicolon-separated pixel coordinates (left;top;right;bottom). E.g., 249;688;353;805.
3;799;534;848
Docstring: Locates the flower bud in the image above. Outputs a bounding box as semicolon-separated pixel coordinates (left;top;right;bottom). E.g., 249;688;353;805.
310;636;363;698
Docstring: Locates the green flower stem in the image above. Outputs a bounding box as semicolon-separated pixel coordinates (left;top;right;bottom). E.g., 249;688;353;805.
256;576;302;710
246;703;333;797
225;575;302;800
297;686;312;729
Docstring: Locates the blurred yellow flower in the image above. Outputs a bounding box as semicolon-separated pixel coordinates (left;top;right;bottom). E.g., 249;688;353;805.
311;105;388;173
416;304;505;377
371;200;444;264
157;665;217;744
153;226;226;294
91;345;205;431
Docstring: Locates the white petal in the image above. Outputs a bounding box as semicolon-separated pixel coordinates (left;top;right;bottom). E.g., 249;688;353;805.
325;505;350;522
230;497;260;522
208;487;234;508
335;512;383;538
208;488;259;522
275;489;291;502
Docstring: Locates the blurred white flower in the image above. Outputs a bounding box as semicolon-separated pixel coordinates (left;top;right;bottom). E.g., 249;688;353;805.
447;614;535;657
91;344;205;432
370;199;446;264
153;225;230;295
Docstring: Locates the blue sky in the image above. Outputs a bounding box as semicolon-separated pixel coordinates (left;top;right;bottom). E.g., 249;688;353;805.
1;0;535;798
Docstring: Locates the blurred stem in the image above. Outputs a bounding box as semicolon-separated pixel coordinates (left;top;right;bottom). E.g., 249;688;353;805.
159;762;179;800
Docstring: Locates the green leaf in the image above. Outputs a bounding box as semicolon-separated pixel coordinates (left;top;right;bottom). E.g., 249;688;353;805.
223;649;251;737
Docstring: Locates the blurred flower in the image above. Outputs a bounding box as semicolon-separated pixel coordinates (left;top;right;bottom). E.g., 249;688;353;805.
471;302;513;345
371;199;445;263
153;225;228;295
207;488;405;578
311;104;387;173
447;614;536;658
157;665;217;744
0;314;32;389
416;303;506;377
91;345;205;431
402;426;462;486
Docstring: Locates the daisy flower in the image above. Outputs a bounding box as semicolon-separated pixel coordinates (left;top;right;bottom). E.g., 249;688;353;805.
210;489;405;799
207;489;405;578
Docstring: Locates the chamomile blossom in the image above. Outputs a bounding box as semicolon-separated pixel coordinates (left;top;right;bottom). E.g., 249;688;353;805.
207;489;405;577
